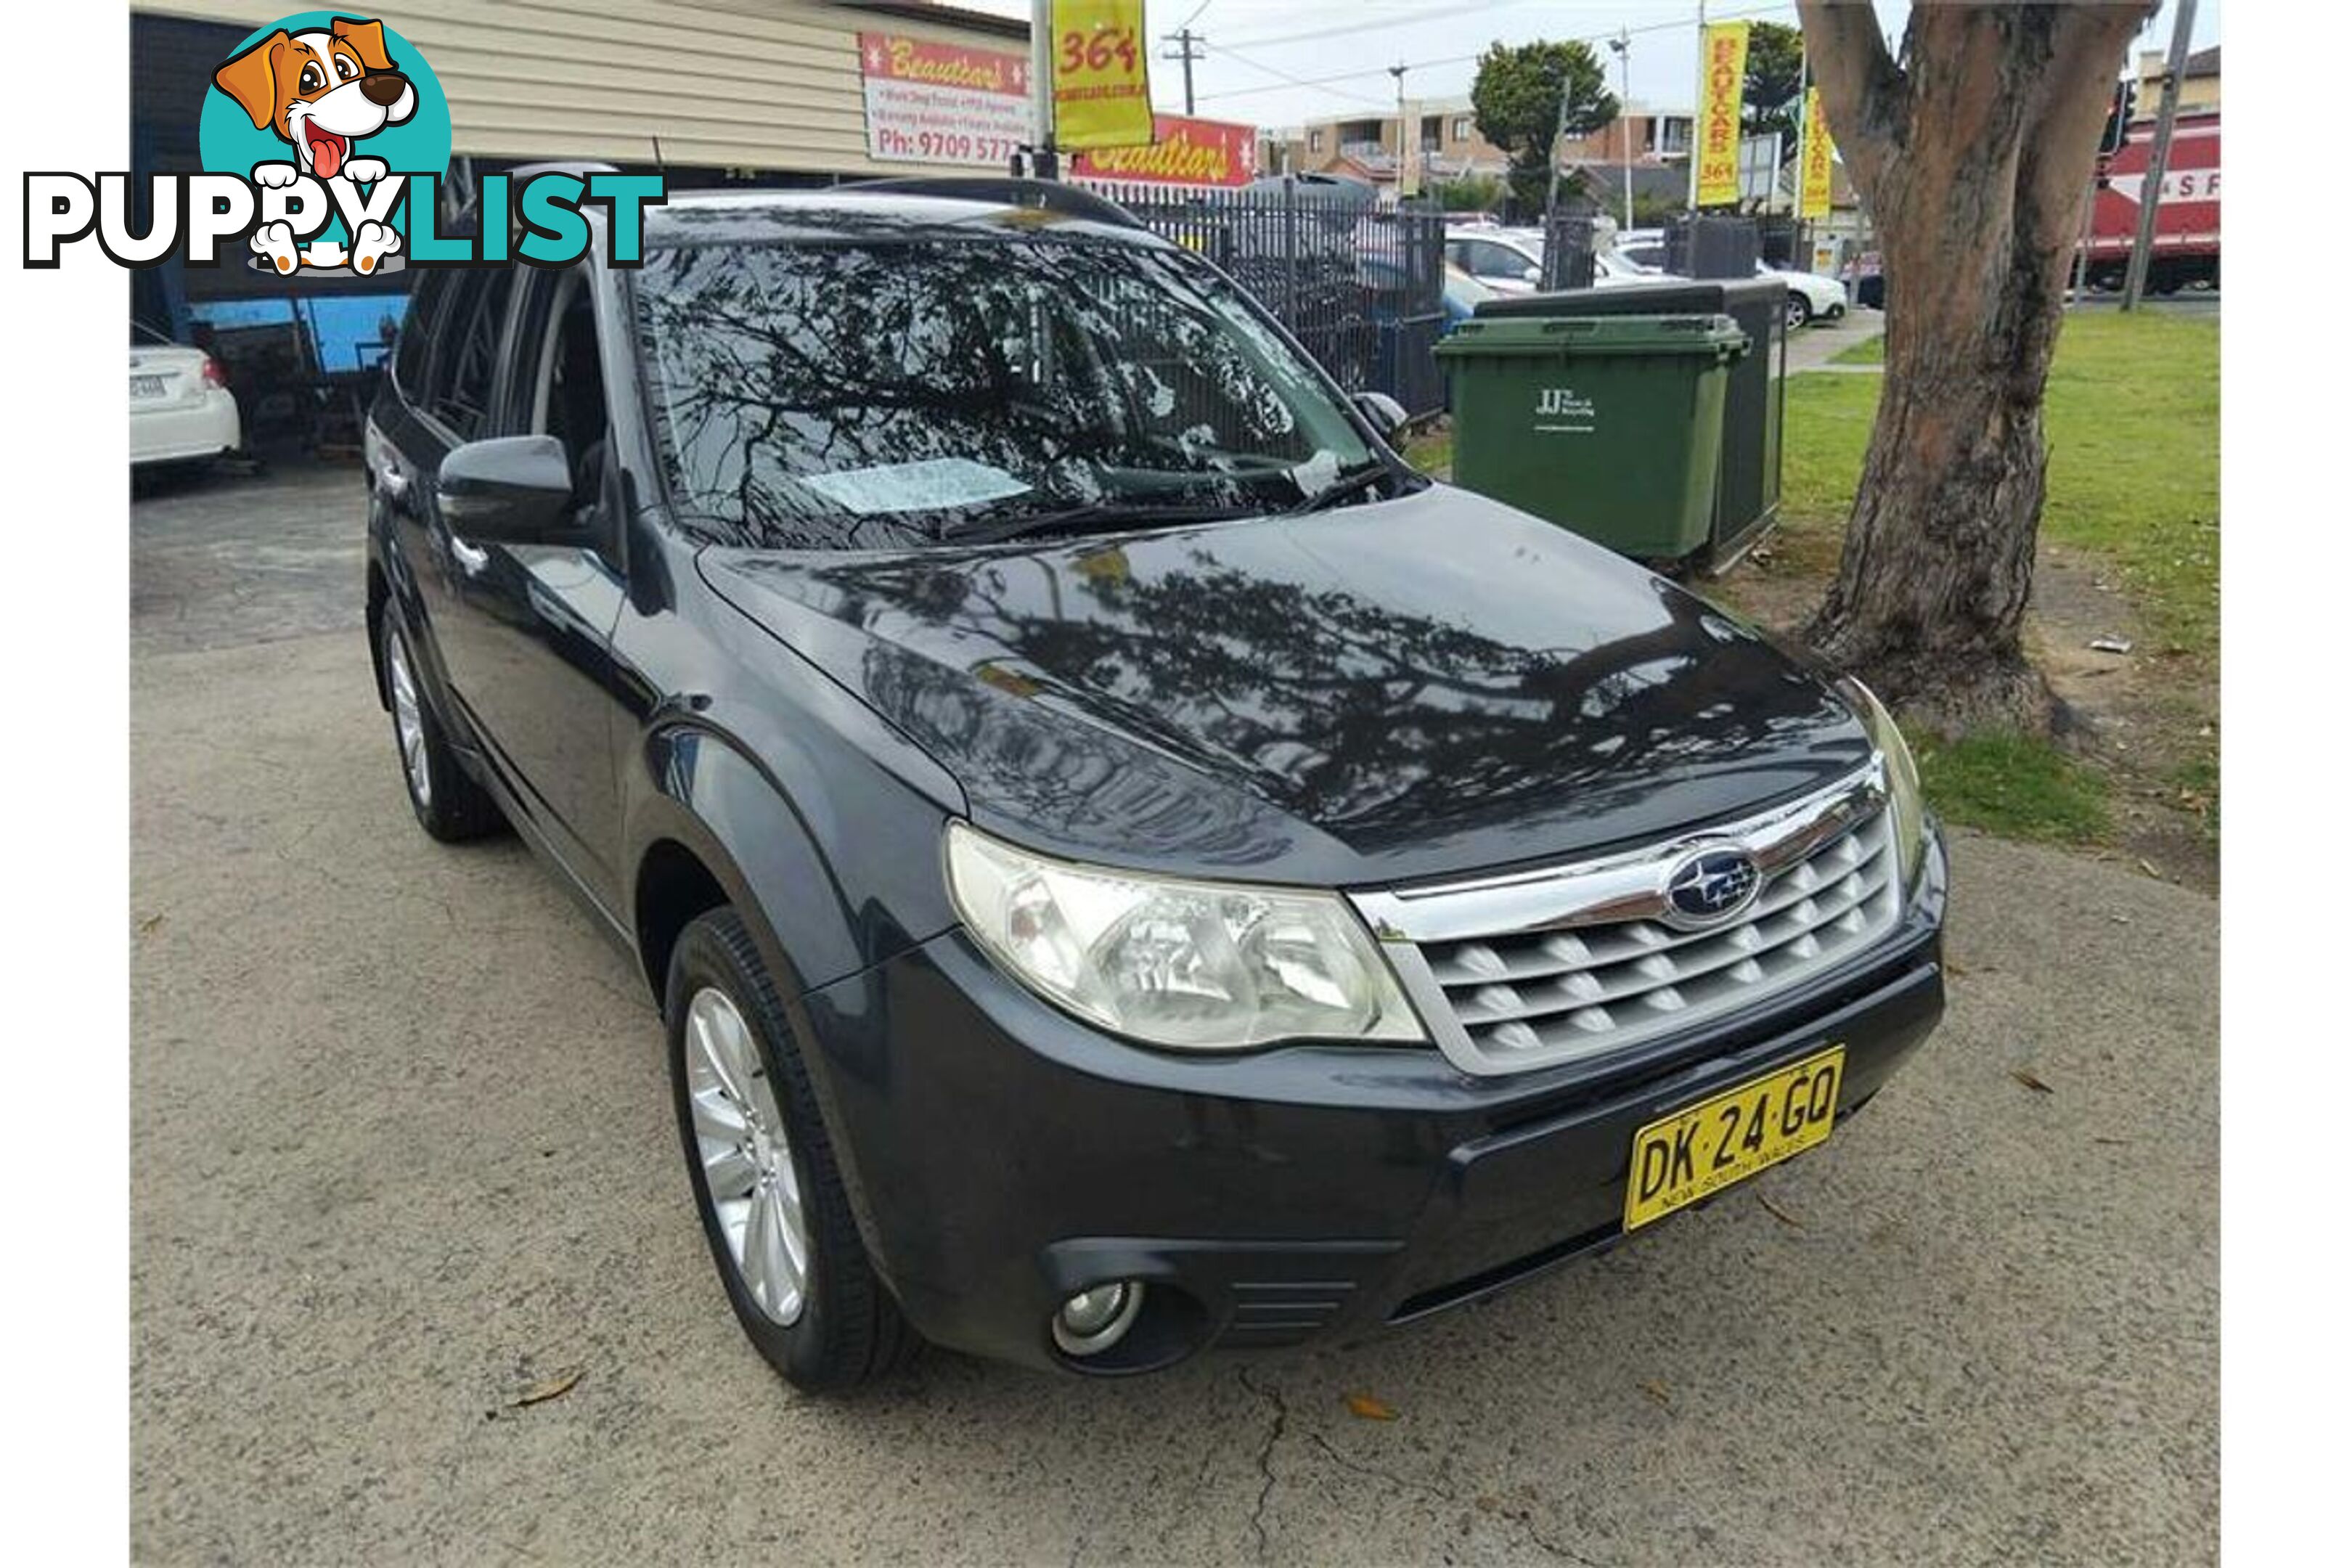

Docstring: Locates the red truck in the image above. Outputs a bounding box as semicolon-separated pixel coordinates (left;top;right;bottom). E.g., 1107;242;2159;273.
2079;107;2221;293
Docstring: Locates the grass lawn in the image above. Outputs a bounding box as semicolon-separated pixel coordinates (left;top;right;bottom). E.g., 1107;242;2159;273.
1760;309;2218;867
1774;311;2219;656
1912;730;2113;846
1401;422;1452;478
1829;335;1885;365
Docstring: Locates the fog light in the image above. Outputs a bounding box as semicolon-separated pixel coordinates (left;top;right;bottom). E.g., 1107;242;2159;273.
1052;1281;1143;1357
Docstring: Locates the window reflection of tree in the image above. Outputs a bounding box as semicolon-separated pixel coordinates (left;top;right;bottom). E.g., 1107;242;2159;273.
633;240;1362;552
747;547;1846;857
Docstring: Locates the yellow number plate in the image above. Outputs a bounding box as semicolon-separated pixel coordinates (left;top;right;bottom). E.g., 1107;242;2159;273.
1623;1046;1845;1231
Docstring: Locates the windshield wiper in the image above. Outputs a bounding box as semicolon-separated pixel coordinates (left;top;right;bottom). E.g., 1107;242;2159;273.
944;499;1251;547
1281;460;1402;518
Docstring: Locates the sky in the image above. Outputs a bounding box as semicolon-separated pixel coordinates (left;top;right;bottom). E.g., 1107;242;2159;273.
956;1;2222;129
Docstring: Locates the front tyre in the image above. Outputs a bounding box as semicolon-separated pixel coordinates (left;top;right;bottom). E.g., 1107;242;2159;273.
1784;292;1813;330
666;907;916;1391
380;616;505;842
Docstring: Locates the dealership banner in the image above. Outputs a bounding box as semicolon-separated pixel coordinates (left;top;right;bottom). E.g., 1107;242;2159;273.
1693;21;1750;208
857;32;1031;168
1799;86;1835;219
1072;115;1254;188
1051;0;1155;151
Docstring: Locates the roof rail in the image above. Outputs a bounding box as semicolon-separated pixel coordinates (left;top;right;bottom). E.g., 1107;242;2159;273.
841;176;1146;230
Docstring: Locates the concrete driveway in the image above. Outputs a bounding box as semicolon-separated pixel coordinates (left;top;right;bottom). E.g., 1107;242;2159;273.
131;465;2218;1565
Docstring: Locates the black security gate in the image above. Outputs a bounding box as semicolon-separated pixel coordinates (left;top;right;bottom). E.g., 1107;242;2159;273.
1084;180;1448;419
1540;212;1600;291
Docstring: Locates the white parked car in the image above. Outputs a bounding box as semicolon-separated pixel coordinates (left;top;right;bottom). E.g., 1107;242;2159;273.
130;322;240;468
1759;264;1848;328
1591;248;1664;287
1611;233;1848;328
1444;228;1546;295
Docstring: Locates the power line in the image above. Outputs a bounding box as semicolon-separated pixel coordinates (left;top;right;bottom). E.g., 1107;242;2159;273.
1199;40;1396;110
1212;0;1552;56
1195;2;1797;107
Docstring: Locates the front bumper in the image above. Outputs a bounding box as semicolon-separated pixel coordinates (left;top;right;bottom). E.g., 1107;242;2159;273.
799;832;1948;1374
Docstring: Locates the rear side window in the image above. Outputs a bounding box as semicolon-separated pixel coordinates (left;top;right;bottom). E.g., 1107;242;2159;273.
425;269;518;441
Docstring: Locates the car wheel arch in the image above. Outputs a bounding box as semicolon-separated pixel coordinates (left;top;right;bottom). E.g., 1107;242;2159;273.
365;560;391;711
634;836;735;1005
623;763;917;1297
625;721;864;1005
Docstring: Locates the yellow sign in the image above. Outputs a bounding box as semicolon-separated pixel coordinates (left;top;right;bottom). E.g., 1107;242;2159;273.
1800;86;1836;219
1051;0;1154;152
1624;1046;1845;1231
1693;20;1750;208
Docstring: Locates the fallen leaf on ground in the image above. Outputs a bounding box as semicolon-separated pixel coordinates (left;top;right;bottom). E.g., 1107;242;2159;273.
1344;1392;1398;1421
136;912;165;935
2010;1067;2054;1095
2136;858;2163;878
1640;1380;1672;1408
511;1368;583;1408
2093;1135;2131;1147
1756;1193;1805;1229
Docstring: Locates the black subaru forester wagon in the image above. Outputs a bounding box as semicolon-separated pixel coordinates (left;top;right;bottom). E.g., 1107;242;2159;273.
364;179;1946;1389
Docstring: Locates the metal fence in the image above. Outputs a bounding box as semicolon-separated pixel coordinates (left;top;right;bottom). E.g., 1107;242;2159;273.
1083;180;1450;419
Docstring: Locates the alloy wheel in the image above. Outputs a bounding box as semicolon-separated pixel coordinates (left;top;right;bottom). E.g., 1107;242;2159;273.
683;986;809;1326
386;628;431;808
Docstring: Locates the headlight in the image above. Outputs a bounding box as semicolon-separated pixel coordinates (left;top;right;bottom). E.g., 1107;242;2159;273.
944;822;1424;1050
1837;676;1927;896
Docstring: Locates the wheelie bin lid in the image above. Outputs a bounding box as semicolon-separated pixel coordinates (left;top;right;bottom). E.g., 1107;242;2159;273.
1473;278;1787;319
1434;313;1749;361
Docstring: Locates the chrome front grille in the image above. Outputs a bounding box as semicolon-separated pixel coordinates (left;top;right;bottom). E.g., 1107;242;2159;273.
1353;765;1903;1076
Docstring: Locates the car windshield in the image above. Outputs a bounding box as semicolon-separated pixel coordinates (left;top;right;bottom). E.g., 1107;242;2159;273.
632;236;1382;550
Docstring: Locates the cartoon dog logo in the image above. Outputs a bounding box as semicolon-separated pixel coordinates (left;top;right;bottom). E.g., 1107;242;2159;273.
211;17;416;274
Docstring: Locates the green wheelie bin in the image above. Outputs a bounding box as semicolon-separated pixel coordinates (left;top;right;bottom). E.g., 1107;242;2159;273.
1434;313;1749;562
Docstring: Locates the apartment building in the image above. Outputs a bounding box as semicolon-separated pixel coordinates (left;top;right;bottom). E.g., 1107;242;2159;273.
1263;98;1693;189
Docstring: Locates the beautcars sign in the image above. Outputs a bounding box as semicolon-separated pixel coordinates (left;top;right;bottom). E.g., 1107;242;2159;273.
1071;115;1255;189
857;31;1032;168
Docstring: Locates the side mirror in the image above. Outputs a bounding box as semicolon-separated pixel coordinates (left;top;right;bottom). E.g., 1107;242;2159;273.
437;435;574;543
1353;390;1409;441
1522;265;1543;285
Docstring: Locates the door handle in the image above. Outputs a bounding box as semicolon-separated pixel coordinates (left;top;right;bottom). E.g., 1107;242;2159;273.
449;536;489;575
377;464;409;501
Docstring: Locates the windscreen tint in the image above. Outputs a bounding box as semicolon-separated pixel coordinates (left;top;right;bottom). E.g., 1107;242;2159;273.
633;237;1376;550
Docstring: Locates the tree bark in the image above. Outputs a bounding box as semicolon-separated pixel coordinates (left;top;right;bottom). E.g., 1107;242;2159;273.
1795;1;2149;735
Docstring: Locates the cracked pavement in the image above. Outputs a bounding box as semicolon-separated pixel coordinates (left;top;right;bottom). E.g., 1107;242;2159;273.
134;464;2217;1564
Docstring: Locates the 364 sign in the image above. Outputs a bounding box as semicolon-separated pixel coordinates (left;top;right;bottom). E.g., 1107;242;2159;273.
1052;0;1153;152
1058;22;1138;76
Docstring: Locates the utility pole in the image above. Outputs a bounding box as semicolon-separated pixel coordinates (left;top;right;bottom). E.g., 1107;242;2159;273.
2070;166;2100;302
1390;63;1414;201
1161;26;1205;116
1024;0;1057;179
1543;68;1570;221
1792;47;1808;263
1609;29;1633;232
1687;0;1707;211
2123;0;2197;311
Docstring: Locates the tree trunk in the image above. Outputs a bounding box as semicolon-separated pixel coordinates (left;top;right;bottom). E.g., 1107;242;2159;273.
1794;1;2149;735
